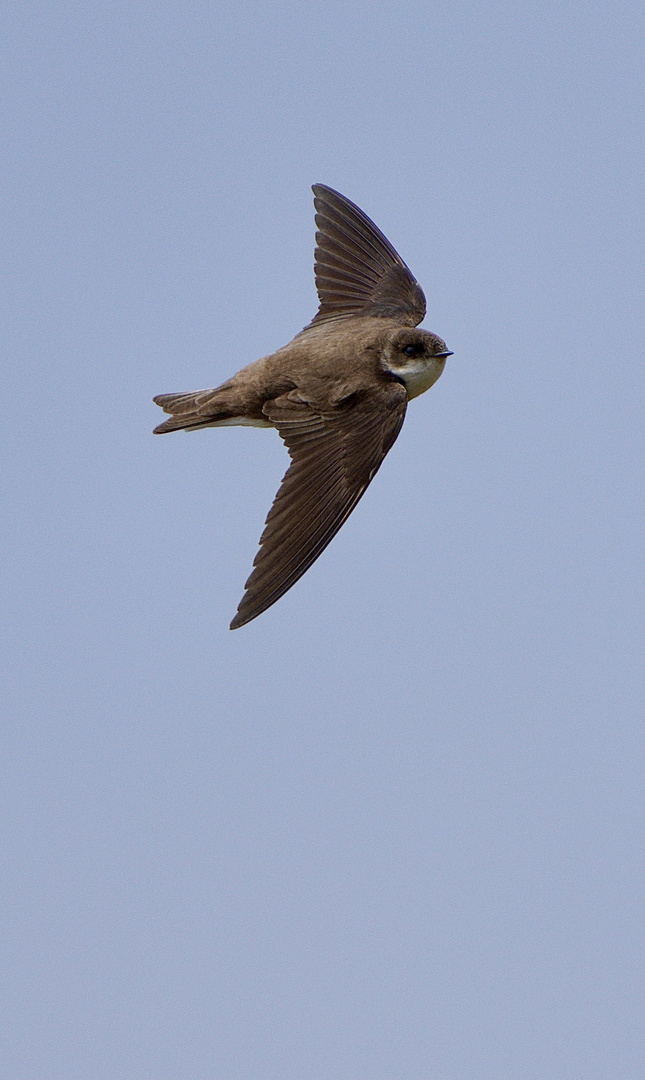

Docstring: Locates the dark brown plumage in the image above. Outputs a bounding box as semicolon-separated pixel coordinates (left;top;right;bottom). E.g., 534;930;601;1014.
309;184;426;327
153;185;452;628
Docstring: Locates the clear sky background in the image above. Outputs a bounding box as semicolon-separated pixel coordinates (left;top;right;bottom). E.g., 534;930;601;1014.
1;2;643;1078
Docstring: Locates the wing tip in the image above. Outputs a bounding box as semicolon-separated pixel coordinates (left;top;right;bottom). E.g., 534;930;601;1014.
311;183;364;219
229;609;250;630
230;594;269;629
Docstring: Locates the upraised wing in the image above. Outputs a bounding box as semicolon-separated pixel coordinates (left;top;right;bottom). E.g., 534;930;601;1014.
307;184;426;329
230;381;407;628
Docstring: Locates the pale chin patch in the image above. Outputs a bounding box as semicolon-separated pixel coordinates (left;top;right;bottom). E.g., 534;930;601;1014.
389;358;446;399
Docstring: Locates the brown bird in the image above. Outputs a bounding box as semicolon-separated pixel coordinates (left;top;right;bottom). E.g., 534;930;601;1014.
153;185;452;629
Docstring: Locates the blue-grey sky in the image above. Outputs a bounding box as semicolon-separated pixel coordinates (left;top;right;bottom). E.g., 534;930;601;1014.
1;2;643;1077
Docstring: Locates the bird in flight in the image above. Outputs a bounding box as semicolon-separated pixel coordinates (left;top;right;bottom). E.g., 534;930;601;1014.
154;184;452;629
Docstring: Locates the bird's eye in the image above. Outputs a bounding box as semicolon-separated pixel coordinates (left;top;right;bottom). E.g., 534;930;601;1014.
403;344;420;357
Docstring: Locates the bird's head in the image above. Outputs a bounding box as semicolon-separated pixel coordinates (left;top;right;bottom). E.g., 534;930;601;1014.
380;328;453;399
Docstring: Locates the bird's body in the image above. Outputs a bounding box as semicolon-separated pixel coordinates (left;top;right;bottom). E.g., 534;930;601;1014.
154;185;452;628
154;316;446;431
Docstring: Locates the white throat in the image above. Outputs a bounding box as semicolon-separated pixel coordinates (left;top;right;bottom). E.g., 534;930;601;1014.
388;358;445;400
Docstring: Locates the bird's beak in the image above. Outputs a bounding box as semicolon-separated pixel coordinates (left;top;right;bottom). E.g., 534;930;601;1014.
436;351;453;358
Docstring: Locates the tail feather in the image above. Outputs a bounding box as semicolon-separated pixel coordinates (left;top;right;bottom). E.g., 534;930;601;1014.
153;388;231;434
153;413;226;434
153;391;199;411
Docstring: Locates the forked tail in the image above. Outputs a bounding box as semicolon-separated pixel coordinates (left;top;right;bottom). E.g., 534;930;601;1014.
153;390;231;433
